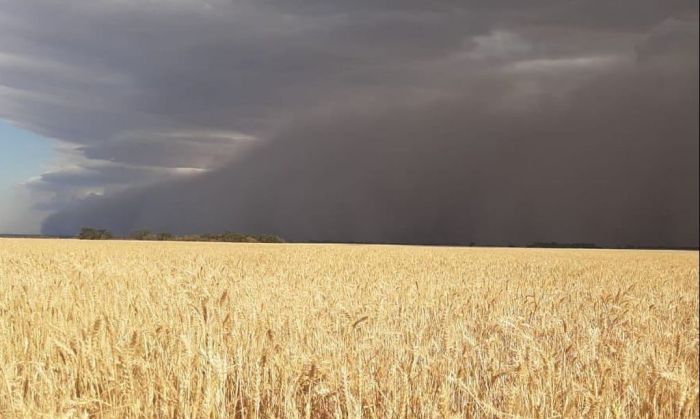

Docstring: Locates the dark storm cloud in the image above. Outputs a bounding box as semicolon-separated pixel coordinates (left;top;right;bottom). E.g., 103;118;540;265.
0;0;696;245
42;45;699;246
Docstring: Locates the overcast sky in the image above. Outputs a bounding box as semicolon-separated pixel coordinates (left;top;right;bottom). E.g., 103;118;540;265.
0;1;697;246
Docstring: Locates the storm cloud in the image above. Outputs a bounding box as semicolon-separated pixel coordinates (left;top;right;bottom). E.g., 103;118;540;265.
0;0;697;246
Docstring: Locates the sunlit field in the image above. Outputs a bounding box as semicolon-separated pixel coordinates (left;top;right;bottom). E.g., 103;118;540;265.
0;238;697;417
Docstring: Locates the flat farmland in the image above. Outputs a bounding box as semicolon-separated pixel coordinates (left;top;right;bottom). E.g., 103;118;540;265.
0;239;697;417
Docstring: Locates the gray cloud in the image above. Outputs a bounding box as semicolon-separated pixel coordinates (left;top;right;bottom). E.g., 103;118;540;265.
0;0;696;245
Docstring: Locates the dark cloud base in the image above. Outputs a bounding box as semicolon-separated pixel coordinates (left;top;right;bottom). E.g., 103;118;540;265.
43;63;699;247
1;0;696;246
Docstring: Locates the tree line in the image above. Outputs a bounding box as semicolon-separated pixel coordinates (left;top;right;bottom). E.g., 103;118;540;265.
74;229;696;249
77;228;284;243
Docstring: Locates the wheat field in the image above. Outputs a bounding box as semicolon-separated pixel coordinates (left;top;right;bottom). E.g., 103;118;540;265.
0;239;697;418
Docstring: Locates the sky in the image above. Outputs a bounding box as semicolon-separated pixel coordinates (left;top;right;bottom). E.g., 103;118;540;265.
0;120;52;233
0;0;698;246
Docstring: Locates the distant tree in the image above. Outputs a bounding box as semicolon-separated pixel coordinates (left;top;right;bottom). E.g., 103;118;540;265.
221;232;246;242
179;234;203;242
157;232;174;241
76;228;284;243
129;230;152;240
254;234;285;243
78;227;113;240
78;228;98;240
530;242;600;249
98;229;113;240
200;233;216;242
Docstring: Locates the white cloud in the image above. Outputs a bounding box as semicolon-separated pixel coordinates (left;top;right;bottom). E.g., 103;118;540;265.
507;55;626;74
468;30;532;61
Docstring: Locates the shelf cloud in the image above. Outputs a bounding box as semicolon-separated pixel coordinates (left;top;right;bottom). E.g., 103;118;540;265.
1;0;697;245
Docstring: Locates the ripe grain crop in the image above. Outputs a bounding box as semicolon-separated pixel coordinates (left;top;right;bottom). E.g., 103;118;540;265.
0;238;697;417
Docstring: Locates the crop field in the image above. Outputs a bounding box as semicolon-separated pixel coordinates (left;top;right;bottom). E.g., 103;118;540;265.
0;239;697;417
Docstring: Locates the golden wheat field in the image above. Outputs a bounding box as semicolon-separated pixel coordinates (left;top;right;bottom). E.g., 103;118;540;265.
0;239;697;418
